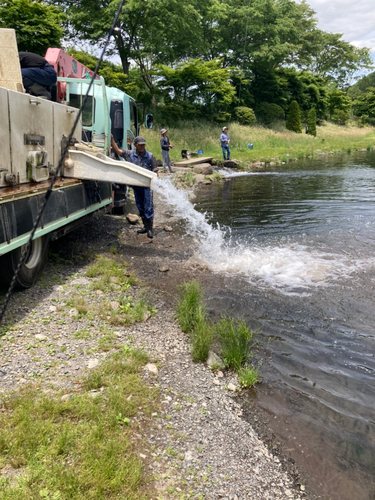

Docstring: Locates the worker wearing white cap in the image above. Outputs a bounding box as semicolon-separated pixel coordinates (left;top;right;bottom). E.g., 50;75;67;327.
220;126;230;160
160;128;175;173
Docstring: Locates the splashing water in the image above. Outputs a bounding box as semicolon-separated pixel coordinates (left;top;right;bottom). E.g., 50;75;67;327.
152;177;366;291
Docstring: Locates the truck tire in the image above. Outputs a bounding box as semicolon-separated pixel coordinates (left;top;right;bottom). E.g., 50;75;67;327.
0;235;50;289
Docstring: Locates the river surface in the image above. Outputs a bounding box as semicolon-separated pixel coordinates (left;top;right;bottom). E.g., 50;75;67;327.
156;151;375;500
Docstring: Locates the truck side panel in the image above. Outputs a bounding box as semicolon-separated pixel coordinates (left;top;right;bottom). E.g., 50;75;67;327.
0;87;11;188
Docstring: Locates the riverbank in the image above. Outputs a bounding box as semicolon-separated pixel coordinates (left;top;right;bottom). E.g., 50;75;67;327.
0;193;309;499
142;120;375;166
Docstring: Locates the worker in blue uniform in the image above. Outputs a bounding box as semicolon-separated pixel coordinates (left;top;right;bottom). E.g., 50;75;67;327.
111;135;158;238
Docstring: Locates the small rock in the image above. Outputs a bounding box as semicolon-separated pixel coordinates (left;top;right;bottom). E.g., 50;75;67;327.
35;334;47;341
184;451;194;461
158;265;169;272
49;306;57;312
69;308;79;317
217;370;224;378
144;363;158;376
227;383;238;392
95;290;105;296
300;485;306;491
193;163;213;175
143;311;151;322
61;394;73;401
284;489;293;497
139;453;147;459
126;213;139;224
87;359;99;369
164;226;173;232
110;301;120;310
224;159;239;168
206;351;225;369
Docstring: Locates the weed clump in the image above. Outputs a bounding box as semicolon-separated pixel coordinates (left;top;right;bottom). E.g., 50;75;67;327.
176;280;258;386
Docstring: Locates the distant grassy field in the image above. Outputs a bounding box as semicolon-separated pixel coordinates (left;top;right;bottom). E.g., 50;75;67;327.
142;121;375;164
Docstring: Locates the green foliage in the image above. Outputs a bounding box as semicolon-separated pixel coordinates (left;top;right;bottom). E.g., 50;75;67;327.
286;101;302;133
331;109;350;125
327;90;351;119
348;71;375;99
156;59;236;116
176;281;213;362
0;0;65;55
238;366;259;388
213;318;255;371
234;106;256;125
307;108;317;136
190;310;213;363
213;111;231;123
177;281;205;334
353;87;375;125
66;49;138;97
255;102;285;126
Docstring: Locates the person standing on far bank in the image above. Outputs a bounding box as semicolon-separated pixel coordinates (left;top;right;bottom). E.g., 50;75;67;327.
111;135;158;239
160;128;175;173
220;126;230;160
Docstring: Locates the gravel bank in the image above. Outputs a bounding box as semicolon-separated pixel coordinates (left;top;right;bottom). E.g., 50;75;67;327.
0;193;307;500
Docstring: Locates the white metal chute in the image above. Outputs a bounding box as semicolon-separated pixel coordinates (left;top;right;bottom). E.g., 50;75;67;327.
64;150;157;188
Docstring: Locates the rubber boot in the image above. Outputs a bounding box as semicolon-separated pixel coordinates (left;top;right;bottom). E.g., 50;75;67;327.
137;217;147;234
147;218;153;239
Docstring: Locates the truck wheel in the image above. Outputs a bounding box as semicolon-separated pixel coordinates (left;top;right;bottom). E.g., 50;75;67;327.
0;236;50;289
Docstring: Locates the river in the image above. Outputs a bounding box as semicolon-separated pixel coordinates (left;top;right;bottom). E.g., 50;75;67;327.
154;150;375;500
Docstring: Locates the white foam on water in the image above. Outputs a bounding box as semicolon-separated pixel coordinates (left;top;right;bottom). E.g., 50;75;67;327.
152;178;367;291
218;168;281;178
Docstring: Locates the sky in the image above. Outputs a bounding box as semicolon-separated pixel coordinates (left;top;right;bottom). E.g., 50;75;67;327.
302;0;375;60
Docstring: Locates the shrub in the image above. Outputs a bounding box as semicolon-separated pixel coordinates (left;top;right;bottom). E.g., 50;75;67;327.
286;100;302;133
255;102;285;126
331;109;350;125
307;107;317;136
234;106;256;125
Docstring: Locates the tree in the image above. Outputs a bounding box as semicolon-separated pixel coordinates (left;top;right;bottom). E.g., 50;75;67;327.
286;101;302;133
303;32;373;89
57;0;206;92
327;89;351;119
352;88;375;125
307;108;316;136
156;59;236;116
0;0;64;54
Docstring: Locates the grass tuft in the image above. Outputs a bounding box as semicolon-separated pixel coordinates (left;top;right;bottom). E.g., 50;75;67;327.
214;317;255;371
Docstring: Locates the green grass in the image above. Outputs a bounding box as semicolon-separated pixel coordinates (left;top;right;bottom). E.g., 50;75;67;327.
142;120;375;164
0;348;157;500
214;317;255;371
176;281;205;334
176;281;258;386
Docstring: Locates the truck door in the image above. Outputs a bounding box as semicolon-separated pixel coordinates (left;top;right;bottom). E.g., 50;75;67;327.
110;99;123;147
129;100;138;140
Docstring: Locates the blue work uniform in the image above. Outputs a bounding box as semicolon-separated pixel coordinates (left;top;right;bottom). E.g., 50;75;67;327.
121;149;158;220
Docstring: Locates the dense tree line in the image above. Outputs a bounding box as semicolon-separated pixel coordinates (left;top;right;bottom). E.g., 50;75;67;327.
1;0;374;128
